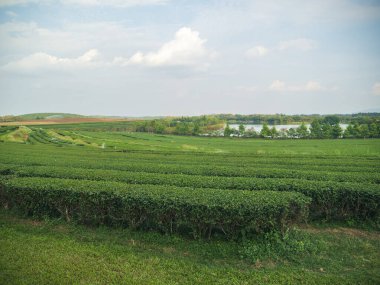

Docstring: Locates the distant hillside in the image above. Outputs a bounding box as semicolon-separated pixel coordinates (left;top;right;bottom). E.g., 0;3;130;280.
17;113;86;120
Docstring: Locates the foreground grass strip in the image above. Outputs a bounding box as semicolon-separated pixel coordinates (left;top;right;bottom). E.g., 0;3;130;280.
0;210;379;285
0;177;310;239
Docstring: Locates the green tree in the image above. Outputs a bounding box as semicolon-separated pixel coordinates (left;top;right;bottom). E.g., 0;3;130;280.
296;123;309;138
353;122;361;137
153;121;166;134
322;115;340;126
310;120;323;138
238;124;245;136
270;126;278;138
287;128;296;138
359;124;370;138
322;124;332;138
331;124;342;138
244;128;257;137
193;123;200;135
175;122;190;135
260;123;271;138
369;123;379;138
224;124;233;137
343;124;355;138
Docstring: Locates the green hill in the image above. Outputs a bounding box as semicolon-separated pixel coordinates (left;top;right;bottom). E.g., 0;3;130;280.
16;113;86;120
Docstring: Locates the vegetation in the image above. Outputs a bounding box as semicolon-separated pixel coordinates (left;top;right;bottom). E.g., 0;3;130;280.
216;113;380;125
2;113;379;139
1;210;379;284
0;123;379;283
0;113;86;122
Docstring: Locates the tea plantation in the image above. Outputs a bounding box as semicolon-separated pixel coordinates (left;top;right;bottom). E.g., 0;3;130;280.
0;127;379;284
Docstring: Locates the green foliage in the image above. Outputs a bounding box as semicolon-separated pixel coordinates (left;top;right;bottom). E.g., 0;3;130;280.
240;228;318;261
238;124;245;135
331;124;342;139
260;123;271;137
1;210;380;284
296;123;309;138
2;161;378;221
223;124;233;137
0;176;310;239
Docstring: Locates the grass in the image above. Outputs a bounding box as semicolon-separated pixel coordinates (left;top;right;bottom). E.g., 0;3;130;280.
0;210;379;285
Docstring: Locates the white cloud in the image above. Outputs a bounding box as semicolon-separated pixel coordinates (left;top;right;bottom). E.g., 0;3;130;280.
373;82;380;96
246;38;316;60
0;20;153;59
116;27;214;67
0;0;168;7
2;49;102;72
245;46;268;58
269;80;286;91
303;81;323;91
61;0;168;7
269;80;323;92
0;0;48;6
277;38;316;51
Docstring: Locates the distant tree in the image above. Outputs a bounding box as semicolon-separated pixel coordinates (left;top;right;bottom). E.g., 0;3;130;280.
278;128;287;138
260;123;271;138
224;124;233;137
369;123;379;138
175;122;190;135
323;115;340;126
238;124;245;136
322;124;332;138
193;123;200;135
353;122;361;137
153;121;166;134
296;123;309;138
270;126;278;138
343;124;355;138
331;124;342;138
310;120;323;138
244;128;258;138
359;124;370;138
287;128;297;138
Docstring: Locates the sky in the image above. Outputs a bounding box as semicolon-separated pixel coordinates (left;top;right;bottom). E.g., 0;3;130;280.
0;0;380;117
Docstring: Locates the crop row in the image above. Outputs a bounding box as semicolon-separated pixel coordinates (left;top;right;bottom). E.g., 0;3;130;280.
0;176;310;239
1;143;378;168
1;143;379;174
2;164;379;221
0;158;378;184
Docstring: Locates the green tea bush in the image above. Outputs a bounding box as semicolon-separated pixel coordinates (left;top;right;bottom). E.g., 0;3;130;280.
0;176;311;240
2;164;378;221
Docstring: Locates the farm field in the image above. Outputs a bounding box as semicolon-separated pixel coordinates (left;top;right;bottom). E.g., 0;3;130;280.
0;127;379;284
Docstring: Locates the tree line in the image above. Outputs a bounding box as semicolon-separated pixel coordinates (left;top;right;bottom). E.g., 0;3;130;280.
223;115;380;139
133;115;224;135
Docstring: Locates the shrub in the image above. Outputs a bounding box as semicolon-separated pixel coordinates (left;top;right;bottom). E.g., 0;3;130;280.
0;176;311;240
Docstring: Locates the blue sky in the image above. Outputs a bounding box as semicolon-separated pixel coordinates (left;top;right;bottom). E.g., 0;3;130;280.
0;0;379;116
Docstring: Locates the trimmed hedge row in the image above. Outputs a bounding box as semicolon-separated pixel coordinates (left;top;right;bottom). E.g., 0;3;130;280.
1;164;379;220
1;143;379;168
0;177;310;239
0;158;378;183
1;155;379;175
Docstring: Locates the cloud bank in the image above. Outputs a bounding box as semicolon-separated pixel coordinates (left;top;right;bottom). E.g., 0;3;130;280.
114;27;214;67
2;49;101;72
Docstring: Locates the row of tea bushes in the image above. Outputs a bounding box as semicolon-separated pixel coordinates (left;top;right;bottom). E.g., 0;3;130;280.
0;176;310;239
